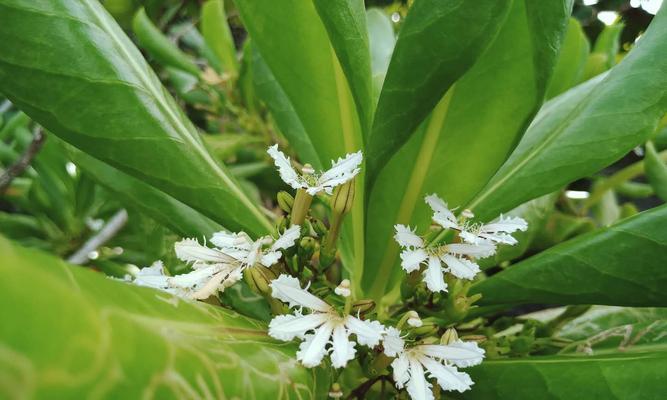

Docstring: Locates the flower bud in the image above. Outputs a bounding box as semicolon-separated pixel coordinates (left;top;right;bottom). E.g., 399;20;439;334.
351;299;375;315
312;218;328;236
440;328;459;345
277;191;294;213
331;179;355;216
406;311;422;327
297;236;318;264
328;383;343;399
335;279;351;297
243;266;277;296
412;320;438;336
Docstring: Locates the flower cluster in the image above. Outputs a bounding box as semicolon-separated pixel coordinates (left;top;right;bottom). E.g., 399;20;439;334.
127;145;529;400
395;194;527;292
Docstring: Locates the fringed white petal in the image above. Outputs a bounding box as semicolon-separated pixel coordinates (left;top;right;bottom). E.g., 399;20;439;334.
392;353;410;389
174;238;234;264
133;261;170;289
394;224;424;248
268;312;328;341
209;231;253;252
270;274;331;312
425;194;458;230
441;254;480;280
168;265;221;290
400;248;428;273
297;322;334;368
267;144;304;190
318;150;363;193
423;256;447;293
260;251;281;267
419;356;473;393
330;324;356;368
345;315;385;347
482;215;528;234
446;242;496;258
420;341;485;368
270;225;301;251
382;327;405;357
406;358;434;400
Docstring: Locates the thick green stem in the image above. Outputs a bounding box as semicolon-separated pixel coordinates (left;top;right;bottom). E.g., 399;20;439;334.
290;189;313;225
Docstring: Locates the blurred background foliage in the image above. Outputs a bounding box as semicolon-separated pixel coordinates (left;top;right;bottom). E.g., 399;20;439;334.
0;0;665;316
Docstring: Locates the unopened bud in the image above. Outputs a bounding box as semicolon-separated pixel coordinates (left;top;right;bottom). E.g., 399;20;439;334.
351;299;375;315
243;266;276;296
297;236;318;263
312;219;328;236
440;328;459;345
412;320;438;336
328;383;343;398
331;180;355;216
302;163;315;175
277;191;294;212
406;311;422;327
335;279;351;297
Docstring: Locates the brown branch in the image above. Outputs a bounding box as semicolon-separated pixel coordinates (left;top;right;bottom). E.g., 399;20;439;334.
0;128;46;193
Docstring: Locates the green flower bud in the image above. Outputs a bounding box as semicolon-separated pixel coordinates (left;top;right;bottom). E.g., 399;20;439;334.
331;179;355;216
312;218;328;237
440;328;459;345
351;299;375;315
243;266;277;296
412;320;438;336
277;191;294;212
328;383;343;399
298;236;318;264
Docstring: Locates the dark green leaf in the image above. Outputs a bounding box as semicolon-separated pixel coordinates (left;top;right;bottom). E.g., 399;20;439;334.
0;235;328;398
472;204;667;307
365;0;512;183
0;0;272;237
467;6;667;221
546;18;589;99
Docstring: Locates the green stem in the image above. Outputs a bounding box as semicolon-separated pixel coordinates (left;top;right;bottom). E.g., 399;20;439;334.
290;189;313;226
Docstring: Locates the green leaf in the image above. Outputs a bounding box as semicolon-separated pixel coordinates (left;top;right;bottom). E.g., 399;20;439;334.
132;7;201;77
68;146;223;238
546;18;589;99
0;0;272;237
201;0;239;77
467;5;667;221
365;0;512;183
362;0;571;298
313;0;373;133
0;235;328;399
365;8;395;102
458;350;667;399
592;22;624;69
645;140;667;201
234;0;365;290
471;204;667;307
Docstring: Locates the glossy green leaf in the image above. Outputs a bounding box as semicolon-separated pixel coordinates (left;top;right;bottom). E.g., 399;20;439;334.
68;147;223;238
366;8;395;102
313;0;373;133
472;204;667;307
201;0;239;77
546;18;589;99
645;140;667;201
362;0;571;298
467;6;667;221
593;22;624;69
234;0;365;290
132;7;201;76
0;0;272;237
0;235;327;399
458;350;667;399
365;0;512;182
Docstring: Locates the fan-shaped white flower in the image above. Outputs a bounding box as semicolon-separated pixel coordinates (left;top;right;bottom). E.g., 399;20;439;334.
425;194;528;246
382;330;485;400
131;226;300;299
267;144;363;195
268;274;385;368
394;224;494;292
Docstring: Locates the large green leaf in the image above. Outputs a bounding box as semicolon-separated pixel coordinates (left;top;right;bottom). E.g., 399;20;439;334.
545;18;589;99
313;0;373;133
0;0;272;237
472;204;667;307
467;4;667;221
365;8;395;102
365;0;512;183
0;235;328;398
234;0;365;290
68;147;223;238
458;350;667;399
362;0;571;298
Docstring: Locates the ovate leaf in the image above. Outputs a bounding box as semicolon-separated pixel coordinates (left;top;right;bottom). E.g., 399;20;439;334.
366;0;511;183
467;5;667;221
0;0;272;236
0;235;328;398
472;204;667;307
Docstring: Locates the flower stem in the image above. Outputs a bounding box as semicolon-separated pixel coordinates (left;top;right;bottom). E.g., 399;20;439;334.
290;189;313;225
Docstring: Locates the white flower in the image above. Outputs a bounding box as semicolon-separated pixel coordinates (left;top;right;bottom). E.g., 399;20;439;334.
394;224;494;292
268;275;385;368
267;145;362;195
426;194;527;246
385;335;485;400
